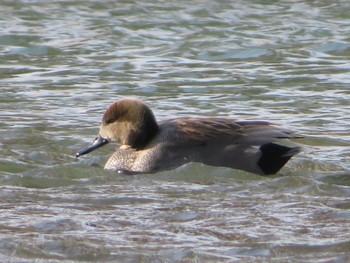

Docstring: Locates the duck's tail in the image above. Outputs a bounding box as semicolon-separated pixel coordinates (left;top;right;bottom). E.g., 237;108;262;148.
258;143;301;175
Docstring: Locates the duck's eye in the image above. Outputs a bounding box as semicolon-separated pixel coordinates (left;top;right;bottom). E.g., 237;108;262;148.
105;117;117;124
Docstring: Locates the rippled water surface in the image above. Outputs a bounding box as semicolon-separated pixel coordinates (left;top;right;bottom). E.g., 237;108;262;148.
1;0;350;262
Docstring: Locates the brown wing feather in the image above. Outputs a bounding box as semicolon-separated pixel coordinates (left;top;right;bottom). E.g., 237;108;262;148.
160;118;247;145
160;118;298;146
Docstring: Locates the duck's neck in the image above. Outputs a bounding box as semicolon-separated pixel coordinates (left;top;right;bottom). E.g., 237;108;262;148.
127;114;159;150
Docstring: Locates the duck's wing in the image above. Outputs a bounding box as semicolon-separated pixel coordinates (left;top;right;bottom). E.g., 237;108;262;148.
233;120;301;145
160;118;299;146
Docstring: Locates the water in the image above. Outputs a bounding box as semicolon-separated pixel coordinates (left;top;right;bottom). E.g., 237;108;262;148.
1;0;350;262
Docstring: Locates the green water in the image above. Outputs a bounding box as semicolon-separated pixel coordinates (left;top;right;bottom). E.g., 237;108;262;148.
1;0;350;262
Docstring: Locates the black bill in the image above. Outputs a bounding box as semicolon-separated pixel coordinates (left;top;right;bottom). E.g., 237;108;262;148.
76;135;109;158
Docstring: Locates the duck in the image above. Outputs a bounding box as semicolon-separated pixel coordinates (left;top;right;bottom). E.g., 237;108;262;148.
76;99;301;175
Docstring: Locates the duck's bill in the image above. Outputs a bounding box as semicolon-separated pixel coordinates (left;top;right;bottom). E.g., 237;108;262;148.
75;135;109;158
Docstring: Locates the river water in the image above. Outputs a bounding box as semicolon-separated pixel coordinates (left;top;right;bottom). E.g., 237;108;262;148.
1;0;350;262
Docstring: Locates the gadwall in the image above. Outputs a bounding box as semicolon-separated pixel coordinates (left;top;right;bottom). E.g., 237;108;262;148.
76;99;301;175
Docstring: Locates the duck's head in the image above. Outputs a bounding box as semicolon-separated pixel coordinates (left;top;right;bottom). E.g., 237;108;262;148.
76;99;159;158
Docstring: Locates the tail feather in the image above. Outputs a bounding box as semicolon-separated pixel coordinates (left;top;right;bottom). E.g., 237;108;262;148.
258;143;300;175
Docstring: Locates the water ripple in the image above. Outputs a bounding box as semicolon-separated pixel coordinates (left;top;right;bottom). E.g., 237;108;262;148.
1;0;350;261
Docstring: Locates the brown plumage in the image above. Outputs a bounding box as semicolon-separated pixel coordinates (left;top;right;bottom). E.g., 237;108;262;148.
76;99;301;175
